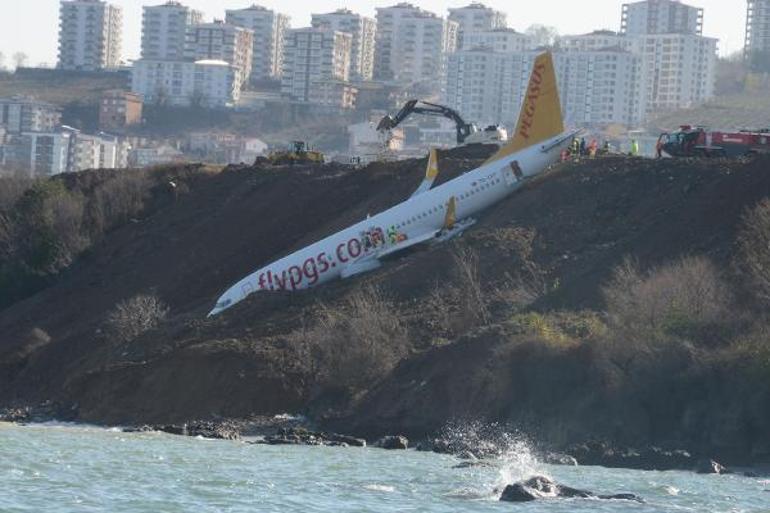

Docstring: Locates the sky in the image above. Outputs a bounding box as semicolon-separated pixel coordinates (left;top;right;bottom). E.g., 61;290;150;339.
0;0;748;67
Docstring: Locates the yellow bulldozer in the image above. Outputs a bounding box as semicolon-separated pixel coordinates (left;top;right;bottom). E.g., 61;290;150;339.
267;141;324;165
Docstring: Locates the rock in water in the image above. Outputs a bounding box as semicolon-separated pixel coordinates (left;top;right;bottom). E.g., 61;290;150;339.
374;435;409;450
499;476;642;503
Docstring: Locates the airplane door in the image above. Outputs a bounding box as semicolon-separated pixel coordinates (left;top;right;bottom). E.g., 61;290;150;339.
502;160;524;186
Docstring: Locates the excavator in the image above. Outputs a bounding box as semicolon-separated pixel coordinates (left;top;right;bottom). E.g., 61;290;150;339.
377;99;507;146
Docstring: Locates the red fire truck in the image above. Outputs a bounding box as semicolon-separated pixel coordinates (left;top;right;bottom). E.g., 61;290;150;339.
658;125;770;158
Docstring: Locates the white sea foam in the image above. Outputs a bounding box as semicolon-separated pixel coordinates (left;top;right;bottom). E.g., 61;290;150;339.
364;484;395;493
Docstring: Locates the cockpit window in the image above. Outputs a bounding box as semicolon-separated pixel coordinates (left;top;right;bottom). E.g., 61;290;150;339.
216;299;233;309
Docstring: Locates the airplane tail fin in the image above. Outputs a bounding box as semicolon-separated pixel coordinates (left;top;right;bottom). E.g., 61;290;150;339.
486;52;564;164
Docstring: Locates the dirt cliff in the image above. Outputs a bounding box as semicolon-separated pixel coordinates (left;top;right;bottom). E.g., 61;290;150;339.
1;151;769;463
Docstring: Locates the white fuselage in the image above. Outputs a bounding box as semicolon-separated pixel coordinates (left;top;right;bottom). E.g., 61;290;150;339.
209;133;572;315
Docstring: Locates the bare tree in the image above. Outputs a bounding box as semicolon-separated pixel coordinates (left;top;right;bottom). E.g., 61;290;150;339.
525;25;559;48
738;198;770;305
106;294;169;344
12;52;28;70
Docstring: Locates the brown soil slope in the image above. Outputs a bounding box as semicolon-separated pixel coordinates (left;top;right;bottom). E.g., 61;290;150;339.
2;153;770;458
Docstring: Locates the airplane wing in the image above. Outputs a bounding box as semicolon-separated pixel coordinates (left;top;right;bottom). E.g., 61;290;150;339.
409;148;439;198
341;229;439;279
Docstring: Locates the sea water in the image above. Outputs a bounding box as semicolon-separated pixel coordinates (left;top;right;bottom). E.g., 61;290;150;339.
1;422;768;512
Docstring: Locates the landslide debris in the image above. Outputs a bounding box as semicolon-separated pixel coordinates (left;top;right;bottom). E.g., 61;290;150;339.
1;150;770;465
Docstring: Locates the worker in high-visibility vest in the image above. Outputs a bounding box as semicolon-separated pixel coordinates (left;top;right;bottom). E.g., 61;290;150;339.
630;139;640;156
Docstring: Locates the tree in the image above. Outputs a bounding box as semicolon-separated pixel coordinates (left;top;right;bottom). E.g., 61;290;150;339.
12;52;28;70
526;25;559;48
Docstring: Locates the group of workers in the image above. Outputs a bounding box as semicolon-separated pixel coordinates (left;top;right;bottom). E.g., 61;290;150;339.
561;137;641;162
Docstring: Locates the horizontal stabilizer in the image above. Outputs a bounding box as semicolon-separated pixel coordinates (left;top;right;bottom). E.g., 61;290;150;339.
410;148;440;198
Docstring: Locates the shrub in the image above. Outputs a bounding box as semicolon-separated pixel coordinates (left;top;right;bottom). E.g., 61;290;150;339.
602;255;732;344
452;246;491;324
737;198;770;305
87;172;151;235
295;286;409;391
106;294;169;344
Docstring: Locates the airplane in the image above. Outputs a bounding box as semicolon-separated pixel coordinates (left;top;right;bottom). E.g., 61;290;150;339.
208;51;577;317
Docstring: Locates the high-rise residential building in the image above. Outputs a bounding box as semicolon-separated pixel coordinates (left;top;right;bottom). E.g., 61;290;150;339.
448;3;507;49
131;59;244;107
3;131;74;176
58;0;123;70
374;3;458;87
463;28;535;53
621;0;703;36
0;97;62;134
185;21;254;83
281;28;356;108
312;9;376;82
555;50;645;127
636;33;717;113
746;0;770;66
225;5;290;81
141;1;203;61
445;48;643;129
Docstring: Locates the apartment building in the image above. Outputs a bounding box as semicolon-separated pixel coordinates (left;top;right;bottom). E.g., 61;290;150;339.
99;90;143;130
556;51;645;127
58;0;123;70
746;0;770;66
637;33;717;113
141;1;203;61
185;21;254;83
463;28;535;53
281;28;356;108
448;3;507;49
0;97;62;134
621;0;703;36
3;131;73;176
312;9;376;81
559;30;636;52
131;59;244;107
225;5;290;81
374;3;458;87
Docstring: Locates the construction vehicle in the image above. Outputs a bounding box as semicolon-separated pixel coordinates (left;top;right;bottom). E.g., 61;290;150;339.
377;99;507;146
658;125;770;158
267;141;324;165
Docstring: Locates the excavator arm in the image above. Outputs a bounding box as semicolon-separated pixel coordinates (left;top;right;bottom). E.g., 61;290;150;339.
377;100;476;144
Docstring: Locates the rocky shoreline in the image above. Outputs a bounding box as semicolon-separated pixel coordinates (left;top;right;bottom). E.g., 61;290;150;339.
4;404;765;476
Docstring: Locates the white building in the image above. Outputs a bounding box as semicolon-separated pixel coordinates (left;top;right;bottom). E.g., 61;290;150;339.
185;21;254;83
746;0;770;63
1;129;128;176
561;30;716;119
636;33;717;114
7;131;73;176
0;97;62;134
463;28;535;53
556;51;645;127
374;3;458;87
225;5;290;81
446;44;645;129
129;145;185;167
621;0;704;36
131;59;243;107
58;0;123;70
312;9;377;82
281;28;356;108
141;1;203;61
448;3;507;49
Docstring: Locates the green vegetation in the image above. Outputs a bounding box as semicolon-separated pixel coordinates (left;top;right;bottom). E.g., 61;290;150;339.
0;166;200;309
